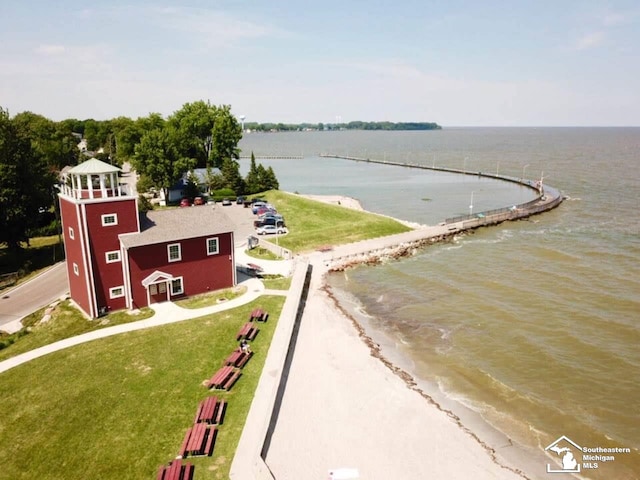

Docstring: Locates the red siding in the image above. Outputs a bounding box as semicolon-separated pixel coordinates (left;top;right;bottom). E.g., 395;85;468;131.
127;232;234;309
84;199;138;313
59;196;92;316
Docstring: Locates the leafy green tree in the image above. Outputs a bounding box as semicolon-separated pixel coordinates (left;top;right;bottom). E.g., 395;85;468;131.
167;100;217;168
210;105;242;168
132;127;195;201
12;112;78;171
183;171;201;200
0;108;53;251
204;167;225;192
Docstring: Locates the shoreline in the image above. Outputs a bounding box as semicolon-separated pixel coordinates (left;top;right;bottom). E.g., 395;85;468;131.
322;279;553;479
265;256;540;479
265;193;551;479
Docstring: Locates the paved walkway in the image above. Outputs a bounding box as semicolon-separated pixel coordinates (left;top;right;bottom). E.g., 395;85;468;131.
0;276;270;375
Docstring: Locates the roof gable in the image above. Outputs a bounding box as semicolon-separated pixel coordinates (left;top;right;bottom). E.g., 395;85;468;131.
141;270;174;287
69;158;121;175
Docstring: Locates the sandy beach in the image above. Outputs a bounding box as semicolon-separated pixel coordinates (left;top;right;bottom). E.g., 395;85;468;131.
264;194;536;480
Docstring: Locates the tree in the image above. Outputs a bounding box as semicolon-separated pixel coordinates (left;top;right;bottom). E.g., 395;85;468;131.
12;111;79;171
0;108;53;251
263;166;280;190
220;157;245;195
168;101;218;168
204;167;225;192
210;105;242;168
132;127;195;201
244;151;261;193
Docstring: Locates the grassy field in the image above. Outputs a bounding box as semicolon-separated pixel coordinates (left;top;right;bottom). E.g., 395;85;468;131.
0;295;285;480
174;286;248;309
256;191;411;252
0;301;154;362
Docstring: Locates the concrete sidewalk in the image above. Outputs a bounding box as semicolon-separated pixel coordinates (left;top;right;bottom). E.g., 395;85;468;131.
235;245;294;277
0;276;268;375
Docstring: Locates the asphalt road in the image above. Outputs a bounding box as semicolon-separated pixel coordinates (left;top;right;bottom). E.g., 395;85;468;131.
0;262;69;332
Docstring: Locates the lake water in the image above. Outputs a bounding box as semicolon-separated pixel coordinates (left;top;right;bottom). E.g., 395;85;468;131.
239;128;640;479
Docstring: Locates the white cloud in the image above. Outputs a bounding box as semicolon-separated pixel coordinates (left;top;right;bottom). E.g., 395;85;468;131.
572;31;605;51
601;9;639;27
35;44;66;55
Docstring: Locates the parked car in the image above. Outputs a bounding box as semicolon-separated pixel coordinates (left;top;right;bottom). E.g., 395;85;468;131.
251;201;266;214
193;196;205;206
222;198;232;206
254;218;286;228
180;198;192;207
256;225;288;235
236;196;245;204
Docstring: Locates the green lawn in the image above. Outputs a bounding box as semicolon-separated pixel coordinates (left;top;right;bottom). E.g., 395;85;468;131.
257;191;412;252
174;285;248;309
0;295;285;480
0;301;154;361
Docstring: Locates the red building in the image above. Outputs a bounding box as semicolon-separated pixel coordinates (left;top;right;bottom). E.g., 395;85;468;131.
59;159;236;318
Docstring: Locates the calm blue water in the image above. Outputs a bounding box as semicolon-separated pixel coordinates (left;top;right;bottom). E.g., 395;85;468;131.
240;128;640;479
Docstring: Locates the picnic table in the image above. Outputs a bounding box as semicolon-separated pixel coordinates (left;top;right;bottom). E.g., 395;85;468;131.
179;423;217;458
194;396;227;425
225;348;253;368
157;459;193;480
207;365;241;390
250;308;269;322
236;322;259;341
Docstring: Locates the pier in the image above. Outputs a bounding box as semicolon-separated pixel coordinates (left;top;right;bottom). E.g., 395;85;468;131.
313;153;564;269
239;155;303;160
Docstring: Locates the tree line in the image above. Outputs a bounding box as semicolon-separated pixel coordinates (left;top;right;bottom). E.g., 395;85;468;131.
0;101;277;252
244;120;442;132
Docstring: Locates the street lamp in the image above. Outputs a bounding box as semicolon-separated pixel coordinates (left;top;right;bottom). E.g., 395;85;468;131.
469;190;475;216
522;164;530;181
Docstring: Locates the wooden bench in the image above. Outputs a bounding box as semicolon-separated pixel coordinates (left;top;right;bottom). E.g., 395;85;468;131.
208;365;241;391
225;348;253;368
194;396;227;425
250;308;269;322
236;322;259;341
157;460;193;480
179;423;217;458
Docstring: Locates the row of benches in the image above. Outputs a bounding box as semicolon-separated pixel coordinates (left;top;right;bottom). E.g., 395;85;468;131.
157;307;268;477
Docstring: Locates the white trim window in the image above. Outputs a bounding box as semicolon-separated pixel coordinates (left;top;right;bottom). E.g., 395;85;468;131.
101;214;118;226
105;251;121;263
207;237;219;255
73;263;79;276
109;286;125;299
170;277;184;296
68;227;75;240
167;243;181;262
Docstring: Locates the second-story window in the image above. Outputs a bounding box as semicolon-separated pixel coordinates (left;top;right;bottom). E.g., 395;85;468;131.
101;214;118;226
168;243;181;262
105;251;121;263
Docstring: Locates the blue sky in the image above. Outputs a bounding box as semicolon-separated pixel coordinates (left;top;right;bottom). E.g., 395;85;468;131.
1;1;639;126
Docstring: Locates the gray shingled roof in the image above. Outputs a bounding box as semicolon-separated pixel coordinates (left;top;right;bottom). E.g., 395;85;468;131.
119;206;235;249
68;158;121;174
